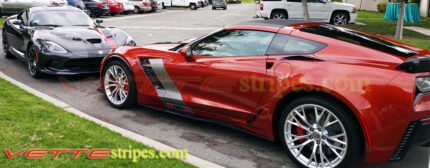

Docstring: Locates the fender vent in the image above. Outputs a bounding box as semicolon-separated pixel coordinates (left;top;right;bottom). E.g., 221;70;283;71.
87;38;102;44
140;59;165;90
390;121;421;161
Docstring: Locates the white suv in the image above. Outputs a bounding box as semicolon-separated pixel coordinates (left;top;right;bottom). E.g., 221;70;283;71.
256;0;357;25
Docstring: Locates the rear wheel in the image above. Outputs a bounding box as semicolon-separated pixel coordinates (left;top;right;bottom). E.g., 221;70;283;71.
134;6;140;14
212;7;216;10
102;60;137;109
279;96;363;168
2;30;14;59
271;10;287;19
223;7;227;10
27;45;44;78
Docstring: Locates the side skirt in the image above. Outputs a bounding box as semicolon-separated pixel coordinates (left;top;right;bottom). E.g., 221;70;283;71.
139;104;274;142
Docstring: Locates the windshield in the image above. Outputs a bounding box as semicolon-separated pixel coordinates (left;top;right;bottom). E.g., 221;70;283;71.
29;10;94;27
300;24;418;58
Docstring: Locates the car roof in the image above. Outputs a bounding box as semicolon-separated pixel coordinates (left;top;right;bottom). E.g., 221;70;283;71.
230;20;325;29
29;6;81;13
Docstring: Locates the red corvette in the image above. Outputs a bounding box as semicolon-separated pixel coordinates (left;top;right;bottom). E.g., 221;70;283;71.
100;20;430;168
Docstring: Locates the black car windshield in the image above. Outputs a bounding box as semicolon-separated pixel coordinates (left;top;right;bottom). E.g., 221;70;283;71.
29;10;94;27
300;24;418;58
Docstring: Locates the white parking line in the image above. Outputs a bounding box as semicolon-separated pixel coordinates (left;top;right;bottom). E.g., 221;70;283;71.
0;71;224;168
117;26;217;31
102;10;183;22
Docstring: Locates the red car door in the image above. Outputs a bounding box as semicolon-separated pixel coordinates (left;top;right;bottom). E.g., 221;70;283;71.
165;29;276;122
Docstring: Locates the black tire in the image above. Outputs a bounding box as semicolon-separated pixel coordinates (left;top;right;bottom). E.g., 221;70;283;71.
102;60;137;109
2;30;14;59
278;95;364;168
270;10;287;20
26;45;44;78
134;6;140;14
223;7;226;10
110;13;116;16
212;7;215;10
330;12;349;25
190;3;197;10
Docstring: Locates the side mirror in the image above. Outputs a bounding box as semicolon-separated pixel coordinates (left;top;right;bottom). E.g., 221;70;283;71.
12;20;22;25
95;19;103;26
180;47;193;61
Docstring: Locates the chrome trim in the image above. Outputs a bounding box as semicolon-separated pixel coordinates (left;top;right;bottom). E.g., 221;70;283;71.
10;46;25;58
421;118;430;125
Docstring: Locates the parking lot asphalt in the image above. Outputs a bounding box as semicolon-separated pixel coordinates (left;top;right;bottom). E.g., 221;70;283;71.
0;4;429;168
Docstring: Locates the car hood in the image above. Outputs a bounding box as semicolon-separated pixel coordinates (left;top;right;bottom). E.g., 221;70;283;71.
331;2;355;10
32;26;130;51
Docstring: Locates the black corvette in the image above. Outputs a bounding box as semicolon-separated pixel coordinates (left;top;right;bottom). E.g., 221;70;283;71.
2;6;135;78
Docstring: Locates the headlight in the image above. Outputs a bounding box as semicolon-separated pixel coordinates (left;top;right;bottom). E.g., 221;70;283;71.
416;77;430;92
352;7;357;13
125;36;136;46
41;41;68;53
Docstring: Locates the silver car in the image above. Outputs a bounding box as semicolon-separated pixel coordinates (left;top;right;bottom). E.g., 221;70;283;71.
0;0;67;16
212;0;226;10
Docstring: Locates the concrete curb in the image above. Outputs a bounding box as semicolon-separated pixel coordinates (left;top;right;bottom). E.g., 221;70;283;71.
0;71;224;168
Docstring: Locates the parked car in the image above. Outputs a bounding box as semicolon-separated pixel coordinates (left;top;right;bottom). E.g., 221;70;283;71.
212;0;226;10
2;6;135;78
256;0;357;25
158;0;202;10
100;20;430;168
67;0;86;9
103;0;124;16
129;0;152;13
116;0;134;14
82;0;110;17
0;0;67;17
149;0;157;12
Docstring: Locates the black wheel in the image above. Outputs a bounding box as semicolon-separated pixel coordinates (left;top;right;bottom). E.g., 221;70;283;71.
223;7;226;10
270;10;287;20
110;13;116;16
331;12;349;25
212;7;215;10
190;3;197;10
27;45;44;78
279;95;363;168
134;6;140;14
102;60;137;109
2;30;14;59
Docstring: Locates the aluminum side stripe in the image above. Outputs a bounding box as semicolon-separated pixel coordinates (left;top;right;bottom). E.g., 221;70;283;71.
148;59;188;108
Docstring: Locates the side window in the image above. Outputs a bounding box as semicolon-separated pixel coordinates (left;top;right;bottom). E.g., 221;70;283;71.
287;0;301;2
192;30;275;57
266;34;327;55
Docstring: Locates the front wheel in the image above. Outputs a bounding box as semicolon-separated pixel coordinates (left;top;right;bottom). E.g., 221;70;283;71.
27;45;44;78
331;12;349;25
279;96;363;168
102;60;137;109
190;3;197;10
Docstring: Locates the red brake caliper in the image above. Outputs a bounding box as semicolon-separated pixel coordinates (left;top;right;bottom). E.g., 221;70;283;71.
296;121;305;143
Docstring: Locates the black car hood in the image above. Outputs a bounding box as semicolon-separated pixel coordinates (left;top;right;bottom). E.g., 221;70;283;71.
32;26;130;51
